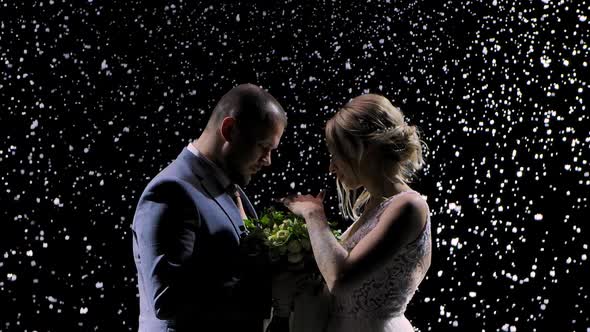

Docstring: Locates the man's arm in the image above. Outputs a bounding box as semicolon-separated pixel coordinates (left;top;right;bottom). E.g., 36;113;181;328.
133;183;199;320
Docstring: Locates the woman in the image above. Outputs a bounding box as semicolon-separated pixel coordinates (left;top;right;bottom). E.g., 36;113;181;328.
281;94;432;332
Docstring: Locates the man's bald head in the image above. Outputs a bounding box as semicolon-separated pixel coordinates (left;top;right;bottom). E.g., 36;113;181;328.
197;84;286;186
206;83;287;133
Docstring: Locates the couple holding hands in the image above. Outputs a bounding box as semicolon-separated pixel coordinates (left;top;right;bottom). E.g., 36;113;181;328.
131;84;431;332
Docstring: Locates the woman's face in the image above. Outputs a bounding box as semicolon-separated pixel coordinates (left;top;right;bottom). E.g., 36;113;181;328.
327;142;362;190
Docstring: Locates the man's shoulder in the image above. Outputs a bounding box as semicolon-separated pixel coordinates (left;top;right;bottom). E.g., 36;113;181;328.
147;149;204;187
134;149;220;208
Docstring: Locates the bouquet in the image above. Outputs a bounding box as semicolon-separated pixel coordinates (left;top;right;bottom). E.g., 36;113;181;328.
243;208;342;272
243;208;342;330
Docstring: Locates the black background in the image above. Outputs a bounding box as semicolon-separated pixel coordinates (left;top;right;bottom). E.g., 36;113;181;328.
1;0;588;331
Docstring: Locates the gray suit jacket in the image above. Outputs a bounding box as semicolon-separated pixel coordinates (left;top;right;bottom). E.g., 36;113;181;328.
131;148;271;332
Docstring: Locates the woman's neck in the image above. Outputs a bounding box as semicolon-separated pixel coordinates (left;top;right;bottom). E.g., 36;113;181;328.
367;180;411;201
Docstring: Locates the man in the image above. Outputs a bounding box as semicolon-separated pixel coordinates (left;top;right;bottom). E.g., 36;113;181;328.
131;83;287;332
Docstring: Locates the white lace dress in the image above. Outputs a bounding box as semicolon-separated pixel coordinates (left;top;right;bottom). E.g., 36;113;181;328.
291;190;432;332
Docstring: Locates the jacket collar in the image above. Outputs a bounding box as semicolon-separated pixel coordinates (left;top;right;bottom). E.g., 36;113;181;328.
177;148;259;237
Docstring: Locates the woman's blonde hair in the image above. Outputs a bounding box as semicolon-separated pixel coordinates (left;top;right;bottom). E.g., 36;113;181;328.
325;94;426;223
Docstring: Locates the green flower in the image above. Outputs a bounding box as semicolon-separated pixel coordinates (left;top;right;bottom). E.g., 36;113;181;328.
243;207;342;269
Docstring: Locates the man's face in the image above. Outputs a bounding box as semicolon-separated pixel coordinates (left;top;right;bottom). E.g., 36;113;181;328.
225;120;285;187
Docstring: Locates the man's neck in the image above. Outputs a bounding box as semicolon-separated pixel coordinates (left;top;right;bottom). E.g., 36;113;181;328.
192;136;219;165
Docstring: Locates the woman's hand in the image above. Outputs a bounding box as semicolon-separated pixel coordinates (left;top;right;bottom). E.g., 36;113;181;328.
279;190;326;220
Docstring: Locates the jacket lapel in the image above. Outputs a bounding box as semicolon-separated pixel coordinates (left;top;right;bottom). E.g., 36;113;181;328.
200;177;246;238
180;148;246;239
236;186;258;220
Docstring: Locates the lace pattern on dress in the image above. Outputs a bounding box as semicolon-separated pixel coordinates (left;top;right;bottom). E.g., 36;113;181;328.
331;191;432;319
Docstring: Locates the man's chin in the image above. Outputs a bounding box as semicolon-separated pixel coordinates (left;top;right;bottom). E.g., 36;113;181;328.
234;173;251;187
225;163;250;186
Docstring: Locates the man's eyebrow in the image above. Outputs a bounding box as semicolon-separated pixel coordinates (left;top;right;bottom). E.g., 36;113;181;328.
258;140;279;149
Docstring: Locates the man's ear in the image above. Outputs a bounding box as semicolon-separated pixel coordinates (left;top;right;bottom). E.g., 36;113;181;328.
220;117;237;142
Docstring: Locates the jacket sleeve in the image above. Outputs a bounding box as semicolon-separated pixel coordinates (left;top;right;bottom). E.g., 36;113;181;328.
133;182;200;320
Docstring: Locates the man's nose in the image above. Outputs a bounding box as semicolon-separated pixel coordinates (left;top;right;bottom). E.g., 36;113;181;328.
261;151;271;166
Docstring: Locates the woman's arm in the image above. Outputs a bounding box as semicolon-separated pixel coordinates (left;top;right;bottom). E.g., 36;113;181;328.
284;192;428;291
331;194;428;288
303;208;349;291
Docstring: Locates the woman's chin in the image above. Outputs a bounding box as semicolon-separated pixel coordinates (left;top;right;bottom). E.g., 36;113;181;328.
340;179;361;191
